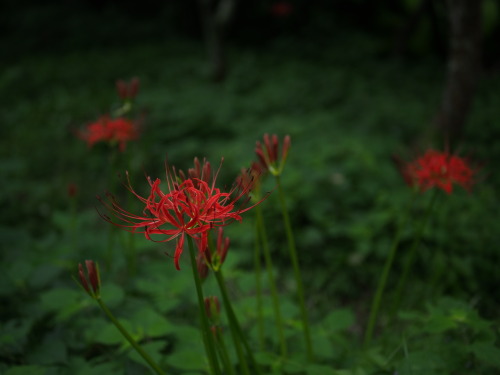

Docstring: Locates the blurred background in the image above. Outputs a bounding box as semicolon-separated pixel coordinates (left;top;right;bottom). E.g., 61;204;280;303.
1;0;499;373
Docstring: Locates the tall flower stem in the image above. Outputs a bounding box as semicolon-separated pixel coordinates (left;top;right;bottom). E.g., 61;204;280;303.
187;237;222;375
214;327;237;375
275;175;313;361
390;190;438;318
255;204;287;358
363;214;409;347
104;148;119;271
214;269;262;375
124;152;137;276
253;216;265;350
363;192;418;347
96;297;166;375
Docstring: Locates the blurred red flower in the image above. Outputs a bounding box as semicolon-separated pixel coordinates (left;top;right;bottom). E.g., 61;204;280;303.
116;77;140;101
270;1;293;17
99;161;258;270
402;149;476;194
79;116;138;151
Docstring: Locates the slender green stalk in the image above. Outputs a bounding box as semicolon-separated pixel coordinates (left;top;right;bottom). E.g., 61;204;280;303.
214;327;237;375
363;215;408;347
363;192;418;347
105;148;118;271
96;298;167;375
253;217;265;350
255;204;287;358
187;237;222;375
214;270;263;375
390;190;438;317
275;176;313;360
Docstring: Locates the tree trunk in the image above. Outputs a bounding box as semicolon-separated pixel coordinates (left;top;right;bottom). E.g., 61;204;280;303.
198;0;235;82
434;0;482;147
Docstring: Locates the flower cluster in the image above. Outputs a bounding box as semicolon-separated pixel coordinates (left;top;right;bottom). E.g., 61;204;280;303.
402;149;475;194
99;159;256;270
79;116;138;152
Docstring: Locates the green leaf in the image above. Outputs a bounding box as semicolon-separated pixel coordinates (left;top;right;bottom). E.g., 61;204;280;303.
92;318;135;345
131;308;174;337
306;364;338;375
282;358;305;373
127;340;166;368
166;349;208;371
39;287;83;320
321;309;355;332
470;341;500;368
4;366;48;375
26;336;68;365
71;358;122;375
396;350;446;375
100;283;125;309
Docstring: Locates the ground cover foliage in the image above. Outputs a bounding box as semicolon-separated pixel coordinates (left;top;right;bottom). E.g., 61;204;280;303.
1;29;500;375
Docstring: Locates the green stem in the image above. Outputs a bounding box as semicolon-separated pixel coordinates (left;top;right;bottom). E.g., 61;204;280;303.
255;204;287;358
390;190;438;316
214;270;262;375
253;216;265;350
105;148;119;271
187;237;222;375
363;192;417;347
214;327;237;375
96;298;166;375
363;217;407;347
275;176;313;361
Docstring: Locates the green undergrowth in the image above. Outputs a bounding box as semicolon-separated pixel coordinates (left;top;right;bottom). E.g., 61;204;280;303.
1;33;499;374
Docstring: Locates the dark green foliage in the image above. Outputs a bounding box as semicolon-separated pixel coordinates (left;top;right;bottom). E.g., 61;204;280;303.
1;21;499;374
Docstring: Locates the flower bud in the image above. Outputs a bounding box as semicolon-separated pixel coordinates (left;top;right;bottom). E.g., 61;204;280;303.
196;252;209;281
204;296;221;323
77;260;101;298
255;133;291;176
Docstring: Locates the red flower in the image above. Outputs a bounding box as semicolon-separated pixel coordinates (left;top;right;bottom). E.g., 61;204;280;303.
116;77;140;101
236;162;264;194
67;183;78;198
99;160;258;270
79;116;138;152
270;1;293;17
255;134;291;176
402;150;475;194
177;157;213;188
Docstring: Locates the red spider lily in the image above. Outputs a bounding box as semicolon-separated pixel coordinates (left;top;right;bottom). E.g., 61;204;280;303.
212;227;230;267
255;134;291;176
78;260;101;298
98;161;259;270
270;1;293;17
79;116;138;152
177;157;213;188
67;183;78;198
401;149;476;194
116;77;140;101
236;162;264;195
197;227;231;271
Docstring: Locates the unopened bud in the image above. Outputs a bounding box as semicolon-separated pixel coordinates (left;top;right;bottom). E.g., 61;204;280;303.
204;296;221;323
77;260;101;298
